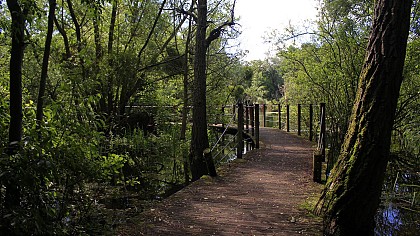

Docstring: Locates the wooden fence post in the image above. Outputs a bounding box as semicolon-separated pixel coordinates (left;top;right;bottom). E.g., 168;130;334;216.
313;153;322;183
250;105;254;136
237;103;244;159
278;104;282;130
286;104;290;132
232;104;236;121
245;102;249;133
263;104;267;127
221;106;225;128
221;106;225;150
203;148;217;177
313;103;326;182
298;104;301;136
309;104;313;141
255;104;260;149
320;103;326;161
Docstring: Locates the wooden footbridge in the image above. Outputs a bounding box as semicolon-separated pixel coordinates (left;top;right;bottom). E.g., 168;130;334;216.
116;103;327;235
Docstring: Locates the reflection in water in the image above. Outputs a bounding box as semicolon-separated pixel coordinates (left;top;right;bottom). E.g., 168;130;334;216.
375;169;420;236
375;203;402;236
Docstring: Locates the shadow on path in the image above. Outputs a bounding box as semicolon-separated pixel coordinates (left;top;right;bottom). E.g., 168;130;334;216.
118;128;323;236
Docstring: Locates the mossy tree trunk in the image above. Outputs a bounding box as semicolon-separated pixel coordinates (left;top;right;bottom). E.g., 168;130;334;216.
314;0;412;235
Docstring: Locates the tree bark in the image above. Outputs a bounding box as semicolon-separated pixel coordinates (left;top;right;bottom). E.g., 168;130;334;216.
180;17;192;141
106;0;117;115
314;0;413;235
189;0;217;181
36;0;57;131
93;6;102;68
180;15;194;185
66;0;81;53
4;0;27;223
6;0;26;152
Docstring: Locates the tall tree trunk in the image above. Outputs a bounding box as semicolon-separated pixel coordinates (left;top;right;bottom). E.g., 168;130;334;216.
6;0;25;152
314;0;412;235
107;0;117;57
180;18;192;141
181;16;193;184
4;0;26;225
106;0;117;115
66;0;81;53
189;0;216;181
36;0;57;131
93;6;102;70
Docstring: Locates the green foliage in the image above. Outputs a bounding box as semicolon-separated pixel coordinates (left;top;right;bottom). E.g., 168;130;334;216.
274;0;371;161
0;81;8;150
273;0;419;173
232;85;244;101
241;59;284;103
392;38;420;167
0;0;242;233
101;153;127;181
106;124;189;193
1;99;105;234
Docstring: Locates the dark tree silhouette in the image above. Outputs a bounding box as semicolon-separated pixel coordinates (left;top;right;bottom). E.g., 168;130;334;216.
6;0;26;152
36;0;57;131
189;0;217;180
4;0;28;227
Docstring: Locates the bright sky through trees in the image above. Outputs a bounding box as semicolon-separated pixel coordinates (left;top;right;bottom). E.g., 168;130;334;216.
235;0;318;61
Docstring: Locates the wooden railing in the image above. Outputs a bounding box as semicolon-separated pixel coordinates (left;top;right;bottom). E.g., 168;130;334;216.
128;103;328;182
218;102;327;183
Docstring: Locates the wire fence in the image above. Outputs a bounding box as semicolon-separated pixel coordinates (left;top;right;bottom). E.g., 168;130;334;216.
126;103;327;176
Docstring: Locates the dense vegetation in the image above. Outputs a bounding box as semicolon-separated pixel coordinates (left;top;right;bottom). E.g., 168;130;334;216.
0;0;247;234
0;0;418;235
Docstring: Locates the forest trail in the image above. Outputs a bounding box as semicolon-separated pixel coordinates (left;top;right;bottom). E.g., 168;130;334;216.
117;128;323;235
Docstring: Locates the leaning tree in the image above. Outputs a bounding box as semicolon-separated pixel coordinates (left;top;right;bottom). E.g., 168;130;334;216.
314;0;413;235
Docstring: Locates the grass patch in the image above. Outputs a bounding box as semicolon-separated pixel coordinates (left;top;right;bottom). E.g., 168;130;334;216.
300;192;323;219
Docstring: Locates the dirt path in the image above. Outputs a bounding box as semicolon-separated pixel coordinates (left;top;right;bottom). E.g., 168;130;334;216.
117;128;323;235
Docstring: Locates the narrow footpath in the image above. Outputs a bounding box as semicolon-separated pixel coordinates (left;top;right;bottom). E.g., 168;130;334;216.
117;128;323;235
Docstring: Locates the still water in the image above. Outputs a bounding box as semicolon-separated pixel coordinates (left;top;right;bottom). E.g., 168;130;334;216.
375;170;419;235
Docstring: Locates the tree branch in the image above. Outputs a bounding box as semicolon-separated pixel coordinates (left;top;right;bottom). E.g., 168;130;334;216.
206;21;235;48
175;7;197;22
205;0;236;48
136;0;167;67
